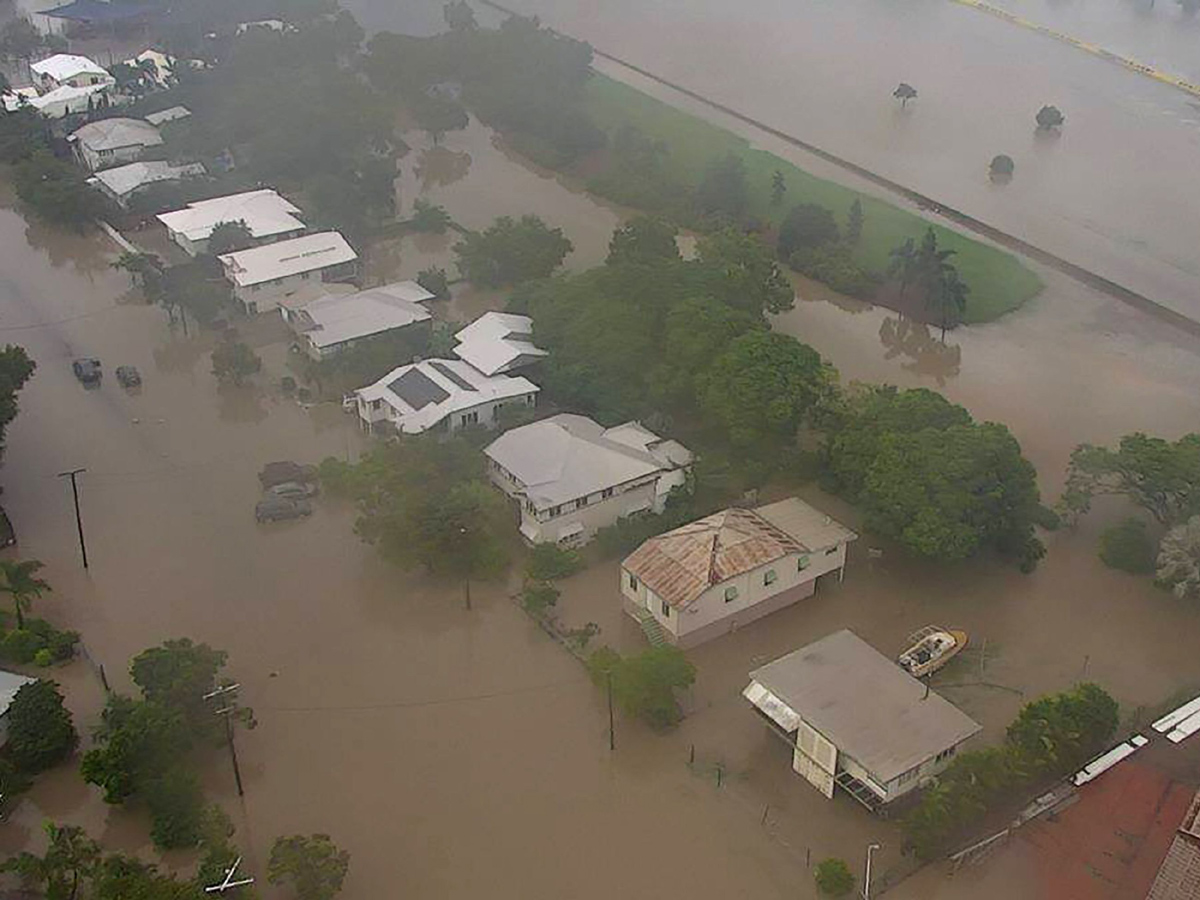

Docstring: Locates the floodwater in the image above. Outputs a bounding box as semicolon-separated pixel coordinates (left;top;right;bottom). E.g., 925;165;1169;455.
5;5;1200;898
485;0;1200;324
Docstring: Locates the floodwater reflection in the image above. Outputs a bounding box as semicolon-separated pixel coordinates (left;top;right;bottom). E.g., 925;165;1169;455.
879;317;962;385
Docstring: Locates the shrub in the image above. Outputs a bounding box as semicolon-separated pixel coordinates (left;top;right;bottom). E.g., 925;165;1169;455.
0;618;79;665
814;858;855;897
788;246;877;299
410;198;452;234
587;645;696;728
5;679;77;772
526;543;582;581
147;767;206;849
521;582;559;615
778;203;840;258
1099;518;1156;574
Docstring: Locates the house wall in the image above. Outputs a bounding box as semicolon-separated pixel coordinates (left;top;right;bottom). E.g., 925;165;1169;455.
233;260;356;314
78;142;146;172
621;542;847;648
182;227;307;259
302;319;431;361
357;392;536;434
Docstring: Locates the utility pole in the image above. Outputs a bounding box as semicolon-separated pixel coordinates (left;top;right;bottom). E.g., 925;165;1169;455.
57;468;89;569
205;684;245;796
606;670;615;751
459;526;471;610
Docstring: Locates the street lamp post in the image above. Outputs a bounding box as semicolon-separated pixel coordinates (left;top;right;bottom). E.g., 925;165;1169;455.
863;843;882;900
56;468;89;569
459;525;471;610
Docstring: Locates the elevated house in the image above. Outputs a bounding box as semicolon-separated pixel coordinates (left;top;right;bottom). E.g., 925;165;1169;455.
744;630;981;809
452;311;548;376
157;189;306;257
68;117;162;171
30;53;112;90
354;359;538;436
484;414;692;547
88;160;206;207
218;231;358;314
621;498;856;647
282;281;434;360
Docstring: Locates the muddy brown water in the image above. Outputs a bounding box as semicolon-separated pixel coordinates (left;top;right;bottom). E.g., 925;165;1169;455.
3;15;1200;899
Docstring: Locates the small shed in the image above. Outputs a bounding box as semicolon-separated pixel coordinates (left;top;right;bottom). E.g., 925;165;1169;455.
745;629;980;809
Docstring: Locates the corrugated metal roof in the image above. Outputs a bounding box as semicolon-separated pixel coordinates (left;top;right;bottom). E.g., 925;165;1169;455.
756;497;859;552
453;312;546;376
748;630;982;782
69;117;162;152
31;53;109;82
1148;790;1200;900
157;189;304;242
219;232;356;287
89;160;205;199
623;507;808;609
297;282;431;349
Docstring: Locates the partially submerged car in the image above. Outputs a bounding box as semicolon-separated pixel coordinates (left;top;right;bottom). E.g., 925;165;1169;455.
72;358;102;385
255;496;312;523
267;481;320;500
116;365;142;388
258;461;318;489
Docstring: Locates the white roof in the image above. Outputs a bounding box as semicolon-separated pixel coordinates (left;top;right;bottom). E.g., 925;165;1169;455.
755;497;859;552
0;670;36;716
88;161;206;200
294;281;433;349
124;49;174;86
145;105;190;125
453;311;547;376
748;630;982;783
157;189;304;243
357;358;538;434
8;82;107;117
31;53;110;83
69;117;162;152
219;231;357;287
484;413;692;509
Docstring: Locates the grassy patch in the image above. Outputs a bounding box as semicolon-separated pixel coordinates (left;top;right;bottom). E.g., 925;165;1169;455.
583;75;1043;323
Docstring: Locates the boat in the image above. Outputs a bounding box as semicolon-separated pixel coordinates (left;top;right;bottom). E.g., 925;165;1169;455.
897;626;968;678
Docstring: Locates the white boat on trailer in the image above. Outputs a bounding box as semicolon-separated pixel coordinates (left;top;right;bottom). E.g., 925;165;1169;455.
897;626;968;678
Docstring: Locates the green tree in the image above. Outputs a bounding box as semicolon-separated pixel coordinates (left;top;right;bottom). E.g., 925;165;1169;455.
1098;518;1156;574
695;153;749;221
1157;515;1200;599
416;265;450;299
0;343;35;462
90;852;203;900
770;169;786;206
1007;683;1118;773
526;543;582;581
0;558;50;630
410;198;452;234
989;154;1015;179
0;109;49;164
131;638;230;734
861;422;1045;569
929;266;969;341
846;198;864;244
893;82;917;107
163;262;233;327
6;679;78;773
814;858;855;897
12;151;105;232
606;216;680;266
454;215;573;287
268;834;350;900
443;0;478;31
887;237;918;296
697;227;794;316
206;220;254;256
699;331;832;451
778;203;840;259
654;295;759;406
588;645;696;728
146;767;207;850
112;251;165;291
412;91;469;144
1035;105;1065;130
80;695;192;804
211;342;262;386
1;823;100;900
1060;433;1200;526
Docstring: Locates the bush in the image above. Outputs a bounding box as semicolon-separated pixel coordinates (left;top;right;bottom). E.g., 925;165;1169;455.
814;858;855;897
778;203;840;258
410;199;452;234
526;543;582;581
521;582;559;615
0;618;79;665
788;246;877;299
587;645;696;728
417;266;450;300
147;767;207;849
1099;518;1156;574
5;679;77;773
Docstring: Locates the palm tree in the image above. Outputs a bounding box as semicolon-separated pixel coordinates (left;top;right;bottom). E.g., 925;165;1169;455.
929;266;970;341
0;558;50;629
888;237;918;296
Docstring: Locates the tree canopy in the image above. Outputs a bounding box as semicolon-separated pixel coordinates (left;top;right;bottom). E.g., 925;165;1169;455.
0;344;35;463
694;153;749;221
696;227;794;316
1157;515;1200;599
454;215;573;287
1061;433;1200;527
268;834;350;900
606;216;681;266
5;679;78;773
587;645;696;727
778;203;840;259
206;220;254;255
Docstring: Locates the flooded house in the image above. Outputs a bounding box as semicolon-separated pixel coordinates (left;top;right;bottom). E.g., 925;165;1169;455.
452;312;548;376
68;117;162;171
30;53;113;90
484;415;692;547
88;160;206;208
281;281;434;360
354;359;538;436
621;498;855;648
157;189;306;257
744;630;981;810
218;231;359;315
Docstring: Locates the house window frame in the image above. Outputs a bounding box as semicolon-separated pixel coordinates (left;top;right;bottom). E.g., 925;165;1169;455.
661;600;671;618
763;569;778;587
628;572;638;591
797;555;810;571
724;585;739;603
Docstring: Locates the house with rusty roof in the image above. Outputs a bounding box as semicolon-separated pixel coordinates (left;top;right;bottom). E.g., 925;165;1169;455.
1148;788;1200;900
620;497;856;648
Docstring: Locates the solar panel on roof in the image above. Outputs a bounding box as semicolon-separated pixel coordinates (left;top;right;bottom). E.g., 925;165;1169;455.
429;361;477;392
388;369;449;410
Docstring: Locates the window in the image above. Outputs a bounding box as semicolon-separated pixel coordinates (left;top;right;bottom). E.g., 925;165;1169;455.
300;272;310;280
935;746;957;764
661;600;671;618
371;399;383;411
601;488;614;499
763;569;777;587
628;573;638;590
797;555;810;571
577;495;590;508
724;586;738;603
896;767;920;786
550;505;563;518
251;284;261;293
461;411;479;426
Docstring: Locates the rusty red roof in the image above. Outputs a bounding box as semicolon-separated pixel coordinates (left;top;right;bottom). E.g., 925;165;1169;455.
622;507;808;609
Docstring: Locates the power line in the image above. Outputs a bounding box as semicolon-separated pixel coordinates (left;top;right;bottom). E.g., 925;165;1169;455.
262;677;588;714
0;304;123;332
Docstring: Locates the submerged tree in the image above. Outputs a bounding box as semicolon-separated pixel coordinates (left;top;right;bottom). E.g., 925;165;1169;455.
1035;105;1065;130
893;82;918;107
269;834;350;900
989;154;1015;180
5;679;78;773
1059;432;1200;526
211;342;262;386
1;822;100;900
1157;515;1200;599
0;558;50;630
